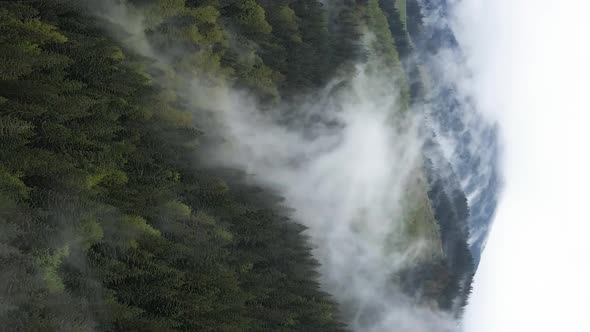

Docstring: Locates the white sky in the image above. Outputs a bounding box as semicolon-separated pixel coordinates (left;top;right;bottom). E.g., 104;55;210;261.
454;0;590;331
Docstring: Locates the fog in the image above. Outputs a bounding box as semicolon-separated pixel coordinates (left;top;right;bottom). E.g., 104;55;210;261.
210;66;457;331
453;0;590;331
92;1;476;330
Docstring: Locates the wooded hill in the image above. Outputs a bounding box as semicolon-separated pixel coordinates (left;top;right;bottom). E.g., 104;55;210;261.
0;0;474;330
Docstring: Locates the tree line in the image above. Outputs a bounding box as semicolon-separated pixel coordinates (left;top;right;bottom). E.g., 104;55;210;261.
0;0;473;330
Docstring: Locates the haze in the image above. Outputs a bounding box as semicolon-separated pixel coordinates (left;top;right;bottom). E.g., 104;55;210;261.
456;0;590;331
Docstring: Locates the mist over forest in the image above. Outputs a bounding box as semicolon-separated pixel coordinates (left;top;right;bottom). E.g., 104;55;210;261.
0;0;498;331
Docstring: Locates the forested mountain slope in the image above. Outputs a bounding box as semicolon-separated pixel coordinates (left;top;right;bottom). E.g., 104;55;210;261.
0;0;479;331
414;0;501;267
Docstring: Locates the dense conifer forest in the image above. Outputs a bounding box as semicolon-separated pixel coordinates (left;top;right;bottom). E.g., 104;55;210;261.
0;0;474;330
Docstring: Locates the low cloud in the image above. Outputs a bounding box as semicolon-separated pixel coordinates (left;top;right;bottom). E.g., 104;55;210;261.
454;0;590;331
95;1;468;330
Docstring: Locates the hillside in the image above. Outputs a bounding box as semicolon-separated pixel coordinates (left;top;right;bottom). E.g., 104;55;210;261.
0;0;477;330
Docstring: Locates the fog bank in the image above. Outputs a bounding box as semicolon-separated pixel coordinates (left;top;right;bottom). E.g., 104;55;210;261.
94;1;469;330
454;1;590;331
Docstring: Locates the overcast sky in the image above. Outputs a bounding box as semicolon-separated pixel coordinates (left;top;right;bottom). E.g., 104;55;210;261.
452;0;590;331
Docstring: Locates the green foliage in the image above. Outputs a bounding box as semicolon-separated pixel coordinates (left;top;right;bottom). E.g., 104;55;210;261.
162;201;191;220
0;166;29;199
36;246;71;293
234;0;272;35
395;0;407;27
379;0;412;59
269;5;301;43
366;0;402;70
0;0;469;329
424;154;476;314
74;217;105;251
0;1;349;330
142;0;188;27
0;8;67;79
87;169;129;190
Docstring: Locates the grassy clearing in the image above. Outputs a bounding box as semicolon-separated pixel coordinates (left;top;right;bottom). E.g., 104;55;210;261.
383;165;443;264
404;168;443;259
395;0;407;28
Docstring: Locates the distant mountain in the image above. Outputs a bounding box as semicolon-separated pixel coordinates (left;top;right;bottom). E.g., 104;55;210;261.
0;0;494;330
410;0;502;267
